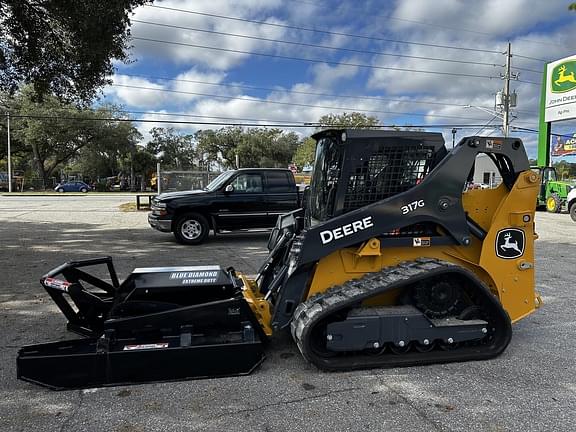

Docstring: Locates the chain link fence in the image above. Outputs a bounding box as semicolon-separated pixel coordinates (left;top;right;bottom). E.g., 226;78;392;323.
158;171;222;192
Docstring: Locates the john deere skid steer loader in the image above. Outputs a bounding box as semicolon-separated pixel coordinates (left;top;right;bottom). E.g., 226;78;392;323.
17;130;541;389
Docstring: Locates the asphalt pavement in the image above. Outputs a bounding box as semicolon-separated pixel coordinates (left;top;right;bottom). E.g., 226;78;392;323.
0;195;575;432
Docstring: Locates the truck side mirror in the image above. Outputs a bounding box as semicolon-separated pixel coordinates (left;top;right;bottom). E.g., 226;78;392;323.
225;184;234;193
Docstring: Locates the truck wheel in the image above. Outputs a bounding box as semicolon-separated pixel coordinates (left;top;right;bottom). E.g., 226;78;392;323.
570;202;576;222
57;188;64;193
174;213;209;245
80;187;88;193
546;194;561;213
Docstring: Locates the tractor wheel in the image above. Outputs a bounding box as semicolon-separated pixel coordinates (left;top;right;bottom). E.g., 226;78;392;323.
546;194;561;213
570;202;576;222
174;213;209;245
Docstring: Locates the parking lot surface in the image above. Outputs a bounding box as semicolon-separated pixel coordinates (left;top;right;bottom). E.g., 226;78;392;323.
1;195;575;432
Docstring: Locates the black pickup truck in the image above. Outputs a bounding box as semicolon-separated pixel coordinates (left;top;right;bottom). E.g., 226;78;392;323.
148;168;301;244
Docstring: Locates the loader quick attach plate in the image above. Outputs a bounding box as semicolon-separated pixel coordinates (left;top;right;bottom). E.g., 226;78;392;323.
17;261;266;390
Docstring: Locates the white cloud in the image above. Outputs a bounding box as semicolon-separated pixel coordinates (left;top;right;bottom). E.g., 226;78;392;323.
391;0;568;37
106;75;167;108
129;0;288;70
310;60;360;90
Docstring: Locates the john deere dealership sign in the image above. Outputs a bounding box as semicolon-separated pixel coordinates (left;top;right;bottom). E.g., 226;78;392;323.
545;55;576;122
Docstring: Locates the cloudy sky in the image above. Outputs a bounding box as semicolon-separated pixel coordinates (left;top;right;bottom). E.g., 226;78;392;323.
102;0;576;157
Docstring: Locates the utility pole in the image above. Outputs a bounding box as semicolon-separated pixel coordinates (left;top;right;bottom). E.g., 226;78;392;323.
6;111;12;193
500;42;518;137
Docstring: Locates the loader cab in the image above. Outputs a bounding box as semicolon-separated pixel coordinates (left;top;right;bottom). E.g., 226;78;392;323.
308;129;447;225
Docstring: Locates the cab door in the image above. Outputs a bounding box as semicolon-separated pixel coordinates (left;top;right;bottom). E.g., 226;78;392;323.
214;172;268;229
264;171;299;225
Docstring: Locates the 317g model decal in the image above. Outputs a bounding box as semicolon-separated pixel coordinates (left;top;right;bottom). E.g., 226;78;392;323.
401;200;425;215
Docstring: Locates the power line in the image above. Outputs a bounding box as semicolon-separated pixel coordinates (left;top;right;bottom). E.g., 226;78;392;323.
118;110;320;125
472;116;499;136
110;83;495;121
513;53;548;63
132;19;503;68
9;113;502;130
145;4;503;55
512;65;543;74
132;36;500;80
117;73;539;116
516;79;540;85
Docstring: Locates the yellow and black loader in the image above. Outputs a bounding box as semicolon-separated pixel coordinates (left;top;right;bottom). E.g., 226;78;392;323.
17;129;540;389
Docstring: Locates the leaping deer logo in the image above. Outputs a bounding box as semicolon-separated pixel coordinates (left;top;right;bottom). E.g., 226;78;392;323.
500;232;521;254
555;65;576;86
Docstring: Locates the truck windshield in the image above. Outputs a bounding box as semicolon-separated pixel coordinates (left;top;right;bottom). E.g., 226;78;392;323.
204;171;235;191
309;136;342;221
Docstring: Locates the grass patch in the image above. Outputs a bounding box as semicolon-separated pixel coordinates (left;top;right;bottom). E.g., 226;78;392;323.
119;202;138;212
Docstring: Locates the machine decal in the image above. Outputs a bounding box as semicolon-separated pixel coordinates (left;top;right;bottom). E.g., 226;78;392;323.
413;237;431;247
123;343;169;351
495;228;525;259
401;200;425;215
170;271;219;285
43;278;71;292
320;216;374;245
486;139;502;150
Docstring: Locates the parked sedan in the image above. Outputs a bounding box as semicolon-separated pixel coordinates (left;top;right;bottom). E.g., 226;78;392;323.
54;181;91;193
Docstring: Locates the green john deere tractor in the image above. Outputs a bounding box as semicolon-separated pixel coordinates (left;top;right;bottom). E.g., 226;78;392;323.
532;166;575;213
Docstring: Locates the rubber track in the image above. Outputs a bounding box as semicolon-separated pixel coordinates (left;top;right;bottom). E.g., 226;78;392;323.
291;257;512;371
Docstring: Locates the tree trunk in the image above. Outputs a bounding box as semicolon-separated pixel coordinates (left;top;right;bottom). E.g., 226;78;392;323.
30;143;48;189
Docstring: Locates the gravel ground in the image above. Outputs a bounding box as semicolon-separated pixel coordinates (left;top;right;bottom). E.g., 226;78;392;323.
0;195;575;432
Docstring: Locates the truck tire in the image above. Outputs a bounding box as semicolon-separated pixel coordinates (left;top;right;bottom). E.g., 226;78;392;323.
546;193;561;213
174;213;209;245
80;187;88;193
570;202;576;222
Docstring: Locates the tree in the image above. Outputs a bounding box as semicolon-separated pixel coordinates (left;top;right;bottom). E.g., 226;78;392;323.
195;127;299;169
0;0;149;102
292;137;317;169
73;112;142;181
12;87;140;187
290;112;381;168
146;127;196;170
317;112;380;129
195;127;244;169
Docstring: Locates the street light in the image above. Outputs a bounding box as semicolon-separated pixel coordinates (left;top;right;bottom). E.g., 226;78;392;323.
451;128;459;148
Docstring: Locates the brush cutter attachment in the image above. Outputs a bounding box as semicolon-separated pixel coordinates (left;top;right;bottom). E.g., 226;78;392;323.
17;257;265;389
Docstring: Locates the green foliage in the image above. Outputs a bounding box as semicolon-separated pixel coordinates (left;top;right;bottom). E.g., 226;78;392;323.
145;127;196;170
7;87;142;187
292;137;316;168
195;127;300;169
73;109;143;179
317;112;380;129
290;112;381;168
0;0;149;102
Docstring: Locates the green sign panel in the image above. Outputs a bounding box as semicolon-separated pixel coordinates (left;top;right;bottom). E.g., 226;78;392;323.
551;60;576;93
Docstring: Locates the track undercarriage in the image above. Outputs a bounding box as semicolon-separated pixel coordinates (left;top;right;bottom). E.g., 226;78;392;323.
292;258;512;371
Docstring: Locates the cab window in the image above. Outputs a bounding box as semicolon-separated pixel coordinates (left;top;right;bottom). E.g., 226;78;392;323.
231;174;263;193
